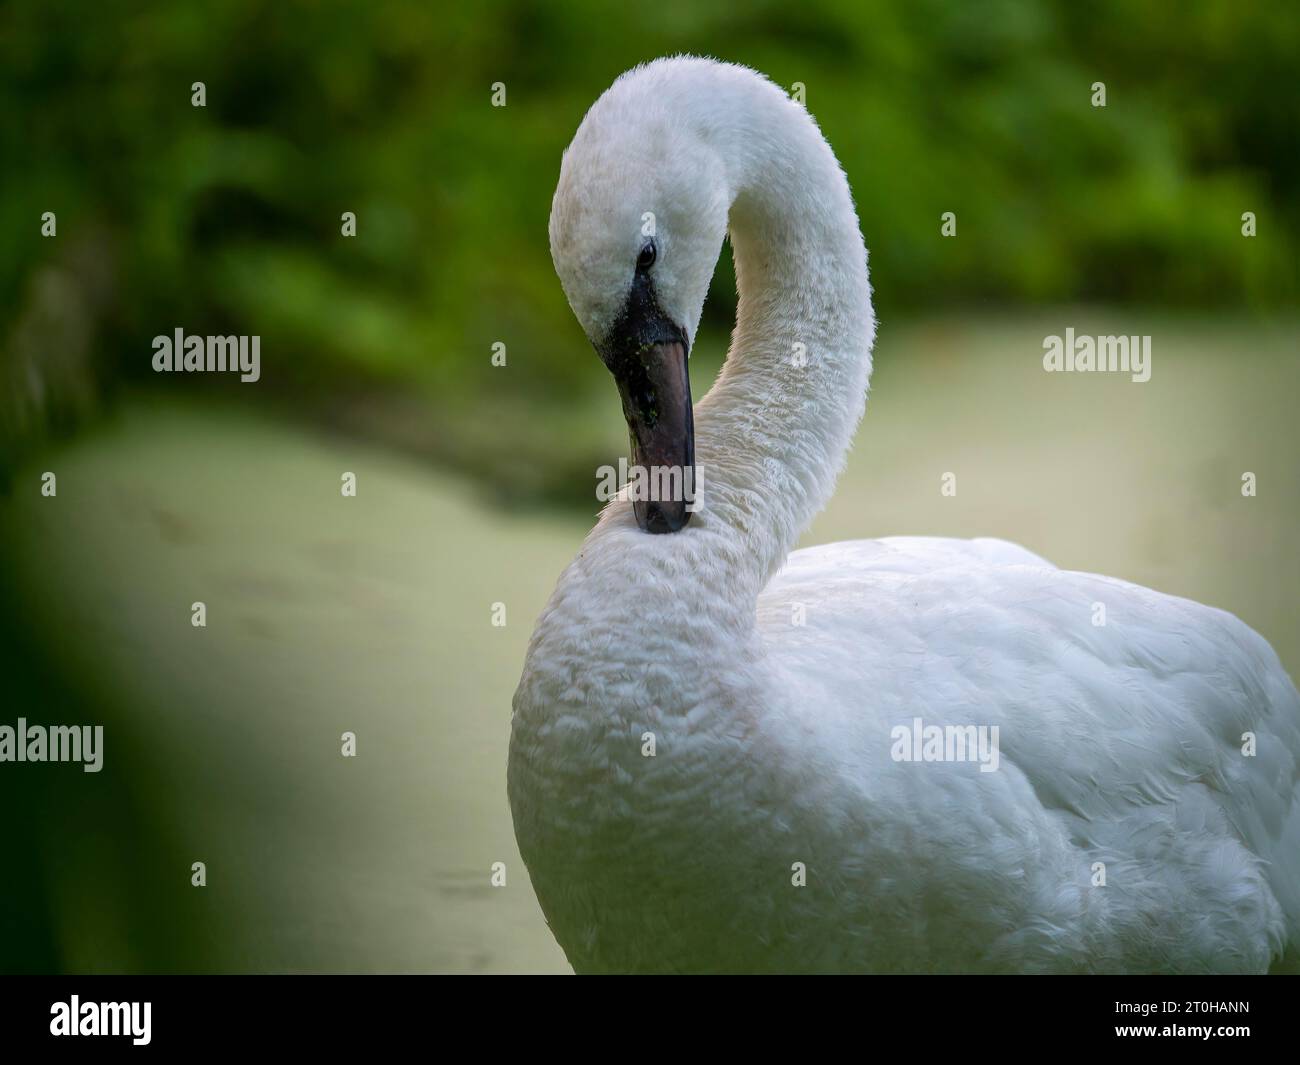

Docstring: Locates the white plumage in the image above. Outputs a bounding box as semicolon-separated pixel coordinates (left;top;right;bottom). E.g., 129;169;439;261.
508;56;1300;973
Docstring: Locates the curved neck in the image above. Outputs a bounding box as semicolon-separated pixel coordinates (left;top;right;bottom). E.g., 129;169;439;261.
578;72;874;633
691;85;875;604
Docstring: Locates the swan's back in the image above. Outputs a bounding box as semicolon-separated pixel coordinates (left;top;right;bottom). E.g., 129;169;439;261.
759;537;1300;971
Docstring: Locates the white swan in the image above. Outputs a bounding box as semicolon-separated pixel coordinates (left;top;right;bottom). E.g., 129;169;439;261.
508;56;1300;973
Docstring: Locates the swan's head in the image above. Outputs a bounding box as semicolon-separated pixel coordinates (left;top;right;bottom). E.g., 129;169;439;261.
549;63;732;533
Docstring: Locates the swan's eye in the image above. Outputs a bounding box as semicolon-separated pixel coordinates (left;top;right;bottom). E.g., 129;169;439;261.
636;240;657;271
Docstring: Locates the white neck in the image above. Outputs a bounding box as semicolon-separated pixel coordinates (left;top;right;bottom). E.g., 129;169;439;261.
584;67;875;623
699;78;874;595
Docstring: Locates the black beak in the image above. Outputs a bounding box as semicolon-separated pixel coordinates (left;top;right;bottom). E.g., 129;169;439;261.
598;271;695;534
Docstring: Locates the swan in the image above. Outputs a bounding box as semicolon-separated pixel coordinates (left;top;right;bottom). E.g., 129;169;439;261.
507;56;1300;973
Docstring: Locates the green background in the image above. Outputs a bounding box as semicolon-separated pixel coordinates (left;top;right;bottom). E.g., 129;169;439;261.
0;1;1296;972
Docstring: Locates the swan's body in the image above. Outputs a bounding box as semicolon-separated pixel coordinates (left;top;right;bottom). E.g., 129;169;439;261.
508;57;1300;973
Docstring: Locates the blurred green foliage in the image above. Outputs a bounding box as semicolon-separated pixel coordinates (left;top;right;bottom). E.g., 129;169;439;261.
2;0;1296;489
